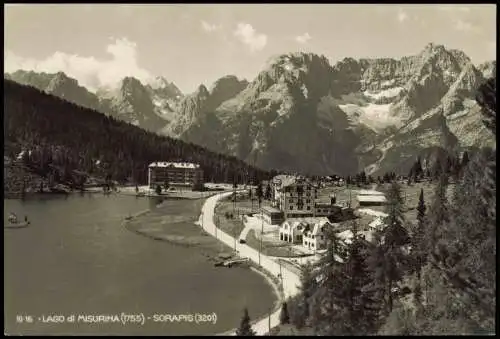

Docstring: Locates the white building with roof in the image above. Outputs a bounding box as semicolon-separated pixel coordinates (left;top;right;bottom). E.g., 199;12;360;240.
148;162;203;189
356;189;386;196
302;218;332;251
279;219;308;244
357;194;387;206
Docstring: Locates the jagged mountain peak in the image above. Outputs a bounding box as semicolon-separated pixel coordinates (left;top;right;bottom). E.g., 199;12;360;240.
266;52;331;71
194;84;209;97
210;75;248;91
120;76;143;88
47;71;78;88
116;76;151;100
478;60;496;79
149;76;171;89
147;76;183;98
422;42;447;54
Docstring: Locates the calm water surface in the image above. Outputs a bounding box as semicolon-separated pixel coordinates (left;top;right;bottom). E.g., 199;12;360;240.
4;194;275;335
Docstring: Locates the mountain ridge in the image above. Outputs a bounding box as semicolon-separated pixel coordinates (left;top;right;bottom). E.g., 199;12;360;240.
4;43;496;176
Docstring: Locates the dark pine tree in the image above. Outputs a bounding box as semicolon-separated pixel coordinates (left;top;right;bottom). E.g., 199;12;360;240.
235;308;256;336
426;174;449;256
344;237;384;335
280;302;290;325
461;151;470;175
383;182;409;248
265;182;272;200
256;183;263;208
411;188;427;279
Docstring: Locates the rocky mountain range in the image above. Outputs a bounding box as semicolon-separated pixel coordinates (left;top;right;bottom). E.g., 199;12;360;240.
5;43;496;176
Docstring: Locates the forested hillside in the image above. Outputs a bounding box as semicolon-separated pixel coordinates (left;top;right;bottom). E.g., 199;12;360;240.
4;79;273;189
272;77;496;336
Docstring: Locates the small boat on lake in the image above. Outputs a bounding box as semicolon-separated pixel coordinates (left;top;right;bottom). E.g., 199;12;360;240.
6;213;30;229
6;221;30;229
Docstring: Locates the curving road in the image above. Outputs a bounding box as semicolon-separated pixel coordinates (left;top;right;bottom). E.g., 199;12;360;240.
198;191;301;335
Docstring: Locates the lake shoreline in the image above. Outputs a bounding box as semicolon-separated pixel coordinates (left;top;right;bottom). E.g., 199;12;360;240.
122;197;281;335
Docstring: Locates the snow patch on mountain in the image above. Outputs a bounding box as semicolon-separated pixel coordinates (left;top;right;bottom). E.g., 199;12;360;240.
338;103;401;132
363;86;404;100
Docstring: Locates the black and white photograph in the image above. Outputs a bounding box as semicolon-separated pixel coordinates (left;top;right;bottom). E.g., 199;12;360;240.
4;3;496;336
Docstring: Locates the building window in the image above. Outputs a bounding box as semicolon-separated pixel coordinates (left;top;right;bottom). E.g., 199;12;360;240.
289;199;293;203
290;206;294;210
307;206;311;210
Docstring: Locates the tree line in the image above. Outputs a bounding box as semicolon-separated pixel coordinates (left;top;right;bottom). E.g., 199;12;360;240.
4;80;273;187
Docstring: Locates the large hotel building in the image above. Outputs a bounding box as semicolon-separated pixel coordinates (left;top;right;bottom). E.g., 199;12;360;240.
148;162;203;188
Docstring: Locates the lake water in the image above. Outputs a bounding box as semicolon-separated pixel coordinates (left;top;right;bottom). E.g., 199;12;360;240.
4;194;276;335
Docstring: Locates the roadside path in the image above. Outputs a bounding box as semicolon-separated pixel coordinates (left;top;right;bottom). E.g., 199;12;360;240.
198;191;301;335
239;223;253;241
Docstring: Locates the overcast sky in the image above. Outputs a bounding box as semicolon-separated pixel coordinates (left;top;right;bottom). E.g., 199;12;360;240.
4;4;497;94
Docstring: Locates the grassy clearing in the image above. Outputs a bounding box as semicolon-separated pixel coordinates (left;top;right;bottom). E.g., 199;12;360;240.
214;196;273;237
246;230;305;258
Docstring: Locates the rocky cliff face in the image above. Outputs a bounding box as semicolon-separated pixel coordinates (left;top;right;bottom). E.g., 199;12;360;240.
174;44;495;175
161;75;248;138
478;60;496;79
106;77;169;131
176;53;362;175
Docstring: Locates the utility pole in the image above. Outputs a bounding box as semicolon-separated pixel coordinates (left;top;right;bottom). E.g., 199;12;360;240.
259;238;262;266
279;259;283;290
259;207;264;266
268;309;271;333
349;188;352;208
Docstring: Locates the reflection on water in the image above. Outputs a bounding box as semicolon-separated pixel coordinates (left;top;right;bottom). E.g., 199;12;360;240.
4;194;275;335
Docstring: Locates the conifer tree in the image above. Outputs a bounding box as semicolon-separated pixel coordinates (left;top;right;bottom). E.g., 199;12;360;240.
236;308;256;336
309;228;348;335
256;183;263;208
411;188;427;279
280;302;290;325
426;174;449;255
265;183;272;200
383;182;409;248
290;261;315;329
460;151;470;174
344;237;384;335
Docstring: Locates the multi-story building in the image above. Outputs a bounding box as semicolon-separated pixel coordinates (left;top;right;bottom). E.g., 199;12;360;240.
148;162;203;189
271;175;318;219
